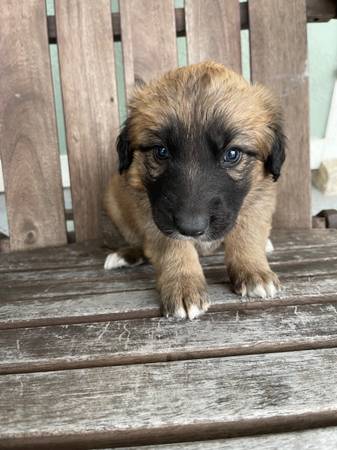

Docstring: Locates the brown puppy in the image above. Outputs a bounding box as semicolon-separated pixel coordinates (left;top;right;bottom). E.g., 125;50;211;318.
104;61;285;319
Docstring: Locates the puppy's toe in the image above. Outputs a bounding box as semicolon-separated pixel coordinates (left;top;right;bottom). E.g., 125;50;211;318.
104;253;129;270
234;271;280;299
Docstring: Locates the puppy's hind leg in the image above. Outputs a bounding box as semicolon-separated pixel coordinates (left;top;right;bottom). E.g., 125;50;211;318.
104;247;145;270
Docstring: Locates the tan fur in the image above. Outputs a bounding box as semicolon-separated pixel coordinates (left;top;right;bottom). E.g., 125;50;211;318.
104;61;283;318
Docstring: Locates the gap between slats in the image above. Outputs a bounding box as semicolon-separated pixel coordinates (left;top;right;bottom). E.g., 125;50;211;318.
1;302;337;374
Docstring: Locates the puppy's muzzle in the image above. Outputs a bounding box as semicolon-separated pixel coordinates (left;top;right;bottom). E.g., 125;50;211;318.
173;212;208;237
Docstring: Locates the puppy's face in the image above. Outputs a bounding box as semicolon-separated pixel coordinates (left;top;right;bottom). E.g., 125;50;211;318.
117;62;285;241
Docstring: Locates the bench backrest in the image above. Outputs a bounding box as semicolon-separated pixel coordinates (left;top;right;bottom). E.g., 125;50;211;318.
1;0;333;252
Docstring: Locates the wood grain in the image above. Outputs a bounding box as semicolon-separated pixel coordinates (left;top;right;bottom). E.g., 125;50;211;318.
0;0;67;251
1;349;337;448
1;273;337;330
56;0;119;241
249;0;311;229
47;1;337;44
2;303;337;374
120;0;177;99
185;0;241;73
113;427;337;449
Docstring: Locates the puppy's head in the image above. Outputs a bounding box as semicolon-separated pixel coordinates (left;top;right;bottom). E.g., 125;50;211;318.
117;61;285;241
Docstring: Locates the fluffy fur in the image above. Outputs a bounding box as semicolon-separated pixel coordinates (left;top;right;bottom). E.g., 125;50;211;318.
104;61;285;319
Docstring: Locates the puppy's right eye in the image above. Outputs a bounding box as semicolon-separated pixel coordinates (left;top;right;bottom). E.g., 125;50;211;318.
154;146;170;160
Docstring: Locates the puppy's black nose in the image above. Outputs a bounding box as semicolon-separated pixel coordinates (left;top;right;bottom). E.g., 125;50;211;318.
174;214;208;237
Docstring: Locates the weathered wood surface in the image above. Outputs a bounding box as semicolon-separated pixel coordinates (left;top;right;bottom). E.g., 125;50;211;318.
185;0;241;73
0;0;67;251
120;0;177;99
1;349;337;448
56;0;119;242
1;274;337;330
2;256;337;305
2;241;337;285
47;0;337;43
250;0;310;229
114;427;337;449
1;229;335;273
2;303;337;374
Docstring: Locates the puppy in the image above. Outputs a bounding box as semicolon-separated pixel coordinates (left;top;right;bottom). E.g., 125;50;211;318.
104;61;285;319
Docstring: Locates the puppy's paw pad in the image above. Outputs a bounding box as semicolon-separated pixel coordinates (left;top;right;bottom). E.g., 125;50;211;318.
104;253;129;270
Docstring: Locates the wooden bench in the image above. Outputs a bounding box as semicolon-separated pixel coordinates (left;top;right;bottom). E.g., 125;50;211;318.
1;0;337;448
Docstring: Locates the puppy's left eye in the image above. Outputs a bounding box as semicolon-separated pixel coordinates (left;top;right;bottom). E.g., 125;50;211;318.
154;146;170;160
223;147;242;166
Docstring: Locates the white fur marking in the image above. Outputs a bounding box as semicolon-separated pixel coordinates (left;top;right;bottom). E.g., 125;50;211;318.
104;253;129;270
265;281;278;298
247;283;267;298
265;239;274;254
187;304;203;320
174;306;187;320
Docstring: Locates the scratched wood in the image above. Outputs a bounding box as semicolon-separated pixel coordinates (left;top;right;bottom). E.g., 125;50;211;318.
1;229;336;273
1;274;337;330
185;0;241;73
1;348;337;448
113;427;337;449
56;0;119;241
2;242;337;287
0;0;67;251
2;255;337;307
2;303;337;374
249;0;310;229
120;0;177;99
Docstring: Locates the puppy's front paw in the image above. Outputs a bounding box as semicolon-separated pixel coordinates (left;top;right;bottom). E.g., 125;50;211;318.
159;275;210;320
230;270;280;299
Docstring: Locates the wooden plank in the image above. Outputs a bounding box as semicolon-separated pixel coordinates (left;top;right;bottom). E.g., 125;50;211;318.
46;1;337;43
113;427;337;449
185;0;241;73
1;230;335;273
2;303;337;374
1;349;337;448
249;0;310;229
2;255;337;304
0;0;67;251
1;274;337;330
56;0;119;241
2;241;337;284
120;0;177;99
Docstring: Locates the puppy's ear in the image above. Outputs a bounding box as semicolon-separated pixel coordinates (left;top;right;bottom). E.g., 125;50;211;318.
265;124;286;182
117;119;133;173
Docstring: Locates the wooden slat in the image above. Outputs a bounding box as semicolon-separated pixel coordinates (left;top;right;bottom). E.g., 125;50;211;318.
2;255;337;303
56;0;119;241
120;0;177;99
1;274;337;330
249;0;310;229
1;229;336;273
1;349;337;448
185;0;241;73
114;427;337;449
0;0;67;251
47;1;337;43
2;303;337;374
0;245;337;288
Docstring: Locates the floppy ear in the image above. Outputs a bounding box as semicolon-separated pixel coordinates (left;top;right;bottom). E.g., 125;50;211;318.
117;119;133;173
265;124;286;182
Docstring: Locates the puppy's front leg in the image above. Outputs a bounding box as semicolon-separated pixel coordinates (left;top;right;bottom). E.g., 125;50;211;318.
225;208;280;299
144;236;209;319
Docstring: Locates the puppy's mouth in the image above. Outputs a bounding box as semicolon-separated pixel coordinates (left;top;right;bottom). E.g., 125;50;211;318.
152;209;235;242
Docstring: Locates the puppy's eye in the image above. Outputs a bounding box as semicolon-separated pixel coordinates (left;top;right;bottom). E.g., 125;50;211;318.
154;146;170;160
223;147;242;166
